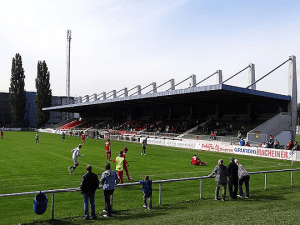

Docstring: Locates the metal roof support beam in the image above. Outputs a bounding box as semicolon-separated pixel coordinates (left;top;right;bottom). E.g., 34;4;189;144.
190;74;196;87
288;55;297;140
124;88;128;97
102;92;106;100
85;95;89;102
112;90;116;99
248;63;256;90
152;82;157;93
93;93;97;101
137;85;141;95
170;79;175;91
216;70;222;84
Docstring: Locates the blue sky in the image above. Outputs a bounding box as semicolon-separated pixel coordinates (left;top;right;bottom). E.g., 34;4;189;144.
0;0;299;100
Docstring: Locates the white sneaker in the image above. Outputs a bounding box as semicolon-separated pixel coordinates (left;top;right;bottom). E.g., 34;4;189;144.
147;207;151;210
143;205;147;208
144;154;146;155
68;167;70;172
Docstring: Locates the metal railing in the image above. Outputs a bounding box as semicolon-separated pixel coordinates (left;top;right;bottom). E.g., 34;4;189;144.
0;168;299;221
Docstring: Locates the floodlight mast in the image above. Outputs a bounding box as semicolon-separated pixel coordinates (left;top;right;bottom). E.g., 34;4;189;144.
66;30;71;104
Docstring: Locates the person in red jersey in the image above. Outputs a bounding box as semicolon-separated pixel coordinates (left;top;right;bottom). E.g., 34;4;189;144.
105;139;111;161
81;133;86;144
122;145;132;180
0;129;3;139
190;155;207;166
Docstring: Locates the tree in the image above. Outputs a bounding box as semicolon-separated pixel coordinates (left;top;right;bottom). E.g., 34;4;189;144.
35;61;52;128
9;53;27;127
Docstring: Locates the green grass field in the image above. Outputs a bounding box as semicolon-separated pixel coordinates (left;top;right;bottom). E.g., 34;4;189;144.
1;131;300;225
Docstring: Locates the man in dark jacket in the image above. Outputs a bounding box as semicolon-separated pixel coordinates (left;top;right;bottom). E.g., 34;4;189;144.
209;159;228;201
227;157;239;199
80;165;99;220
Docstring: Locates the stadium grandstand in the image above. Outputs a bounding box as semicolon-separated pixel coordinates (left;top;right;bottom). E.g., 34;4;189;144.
43;56;297;155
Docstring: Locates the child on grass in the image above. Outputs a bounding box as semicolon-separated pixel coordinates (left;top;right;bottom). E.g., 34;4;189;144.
139;175;152;210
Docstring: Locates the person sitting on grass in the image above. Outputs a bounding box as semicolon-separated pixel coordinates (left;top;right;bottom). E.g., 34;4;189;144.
190;155;207;166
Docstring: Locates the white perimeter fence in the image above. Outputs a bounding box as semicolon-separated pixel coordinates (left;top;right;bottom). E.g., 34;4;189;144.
0;168;300;221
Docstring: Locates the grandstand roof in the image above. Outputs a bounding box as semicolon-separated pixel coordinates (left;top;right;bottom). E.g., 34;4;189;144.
43;84;291;114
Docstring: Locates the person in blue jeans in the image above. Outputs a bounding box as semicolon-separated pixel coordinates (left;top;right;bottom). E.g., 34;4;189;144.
80;165;99;220
235;159;250;198
139;175;152;210
100;162;119;217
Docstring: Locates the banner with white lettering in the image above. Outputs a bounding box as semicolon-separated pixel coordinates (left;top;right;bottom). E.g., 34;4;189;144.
145;138;296;161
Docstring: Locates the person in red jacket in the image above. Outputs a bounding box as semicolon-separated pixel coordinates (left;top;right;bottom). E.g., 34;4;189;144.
122;145;132;180
190;155;207;166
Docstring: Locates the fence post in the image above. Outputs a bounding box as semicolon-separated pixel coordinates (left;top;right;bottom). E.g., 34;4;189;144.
52;192;54;220
291;171;294;187
200;179;203;199
264;173;267;190
159;183;162;204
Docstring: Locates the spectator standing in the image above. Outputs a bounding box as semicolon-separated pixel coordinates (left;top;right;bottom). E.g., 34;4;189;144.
68;144;84;174
100;163;119;217
208;159;228;201
227;157;239;200
139;175;152;210
235;159;250;198
80;165;99;220
105;139;111;161
141;137;147;155
112;151;128;184
269;135;275;146
35;132;39;144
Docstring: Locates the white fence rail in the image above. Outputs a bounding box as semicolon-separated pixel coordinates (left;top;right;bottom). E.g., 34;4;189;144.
1;168;300;221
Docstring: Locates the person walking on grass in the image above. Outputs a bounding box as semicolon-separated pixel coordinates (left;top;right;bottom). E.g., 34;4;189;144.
35;132;39;144
80;165;99;220
105;139;111;161
141;137;147;155
122;145;132;180
208;159;228;201
68;144;84;174
112;151;128;184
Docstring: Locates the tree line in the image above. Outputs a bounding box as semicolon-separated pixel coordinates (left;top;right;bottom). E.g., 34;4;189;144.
9;53;52;128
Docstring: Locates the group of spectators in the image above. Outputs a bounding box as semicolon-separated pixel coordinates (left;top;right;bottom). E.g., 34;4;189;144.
259;135;299;150
79;163;152;220
208;157;250;201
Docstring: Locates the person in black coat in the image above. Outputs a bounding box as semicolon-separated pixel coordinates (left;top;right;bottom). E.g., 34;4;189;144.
227;157;239;199
80;165;99;220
